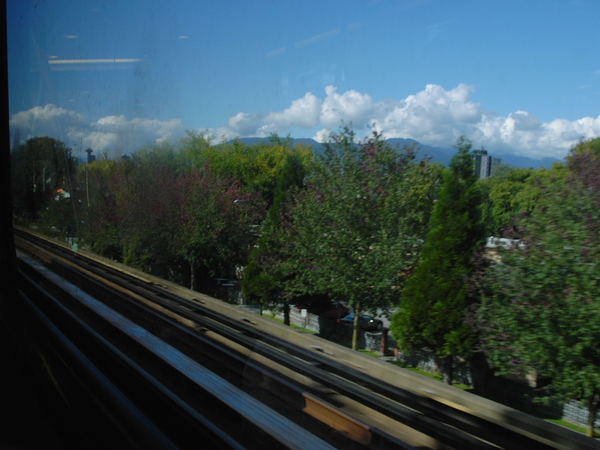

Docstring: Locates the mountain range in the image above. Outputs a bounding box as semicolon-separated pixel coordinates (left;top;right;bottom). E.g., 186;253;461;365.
231;137;562;170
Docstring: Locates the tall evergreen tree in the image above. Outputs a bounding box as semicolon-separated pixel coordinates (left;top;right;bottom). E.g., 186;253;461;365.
391;136;485;384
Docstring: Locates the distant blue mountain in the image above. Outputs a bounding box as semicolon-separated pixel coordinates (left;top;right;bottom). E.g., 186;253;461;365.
386;138;454;165
385;138;562;169
229;137;561;169
496;154;561;169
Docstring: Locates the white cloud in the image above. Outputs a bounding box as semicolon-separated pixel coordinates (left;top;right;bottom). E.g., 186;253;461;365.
320;85;377;128
12;84;600;160
378;84;482;138
265;92;322;129
313;128;333;143
81;131;118;152
10;104;85;138
218;83;600;159
210;126;241;142
87;116;185;154
227;112;263;136
10;106;185;157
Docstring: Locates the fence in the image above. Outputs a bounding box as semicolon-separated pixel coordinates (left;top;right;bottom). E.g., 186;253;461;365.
563;400;600;429
288;308;321;333
393;346;598;432
247;305;598;433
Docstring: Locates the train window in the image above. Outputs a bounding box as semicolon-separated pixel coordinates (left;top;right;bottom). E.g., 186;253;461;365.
5;1;600;447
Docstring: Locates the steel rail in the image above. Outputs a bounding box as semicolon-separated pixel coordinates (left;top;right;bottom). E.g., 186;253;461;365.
16;232;405;449
15;229;600;450
16;253;341;450
16;232;481;447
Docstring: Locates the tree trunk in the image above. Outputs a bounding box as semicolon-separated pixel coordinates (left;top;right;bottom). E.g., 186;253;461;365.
283;301;290;326
352;306;361;351
587;389;599;438
190;262;198;291
436;355;454;385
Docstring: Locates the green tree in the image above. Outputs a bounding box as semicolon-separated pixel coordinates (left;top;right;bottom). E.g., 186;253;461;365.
75;159;122;259
279;127;440;349
174;164;265;293
112;148;181;271
11;137;77;221
391;136;485;384
241;152;309;324
176;129;214;168
38;189;78;238
178;131;313;205
478;166;536;236
474;138;600;437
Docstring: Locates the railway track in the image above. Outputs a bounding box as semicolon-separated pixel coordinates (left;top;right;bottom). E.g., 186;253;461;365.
12;228;600;449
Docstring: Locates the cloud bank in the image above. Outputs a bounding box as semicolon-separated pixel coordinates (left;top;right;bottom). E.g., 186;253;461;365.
217;84;600;159
10;84;600;160
10;104;186;157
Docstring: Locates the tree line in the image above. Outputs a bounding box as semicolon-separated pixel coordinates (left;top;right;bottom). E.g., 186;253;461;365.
10;130;600;436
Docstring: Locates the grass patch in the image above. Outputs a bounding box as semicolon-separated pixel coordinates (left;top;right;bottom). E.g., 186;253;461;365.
389;361;472;391
262;314;319;334
546;419;592;435
391;362;591;435
359;349;381;358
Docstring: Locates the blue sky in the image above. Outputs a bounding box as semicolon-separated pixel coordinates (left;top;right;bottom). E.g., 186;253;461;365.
8;0;600;159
